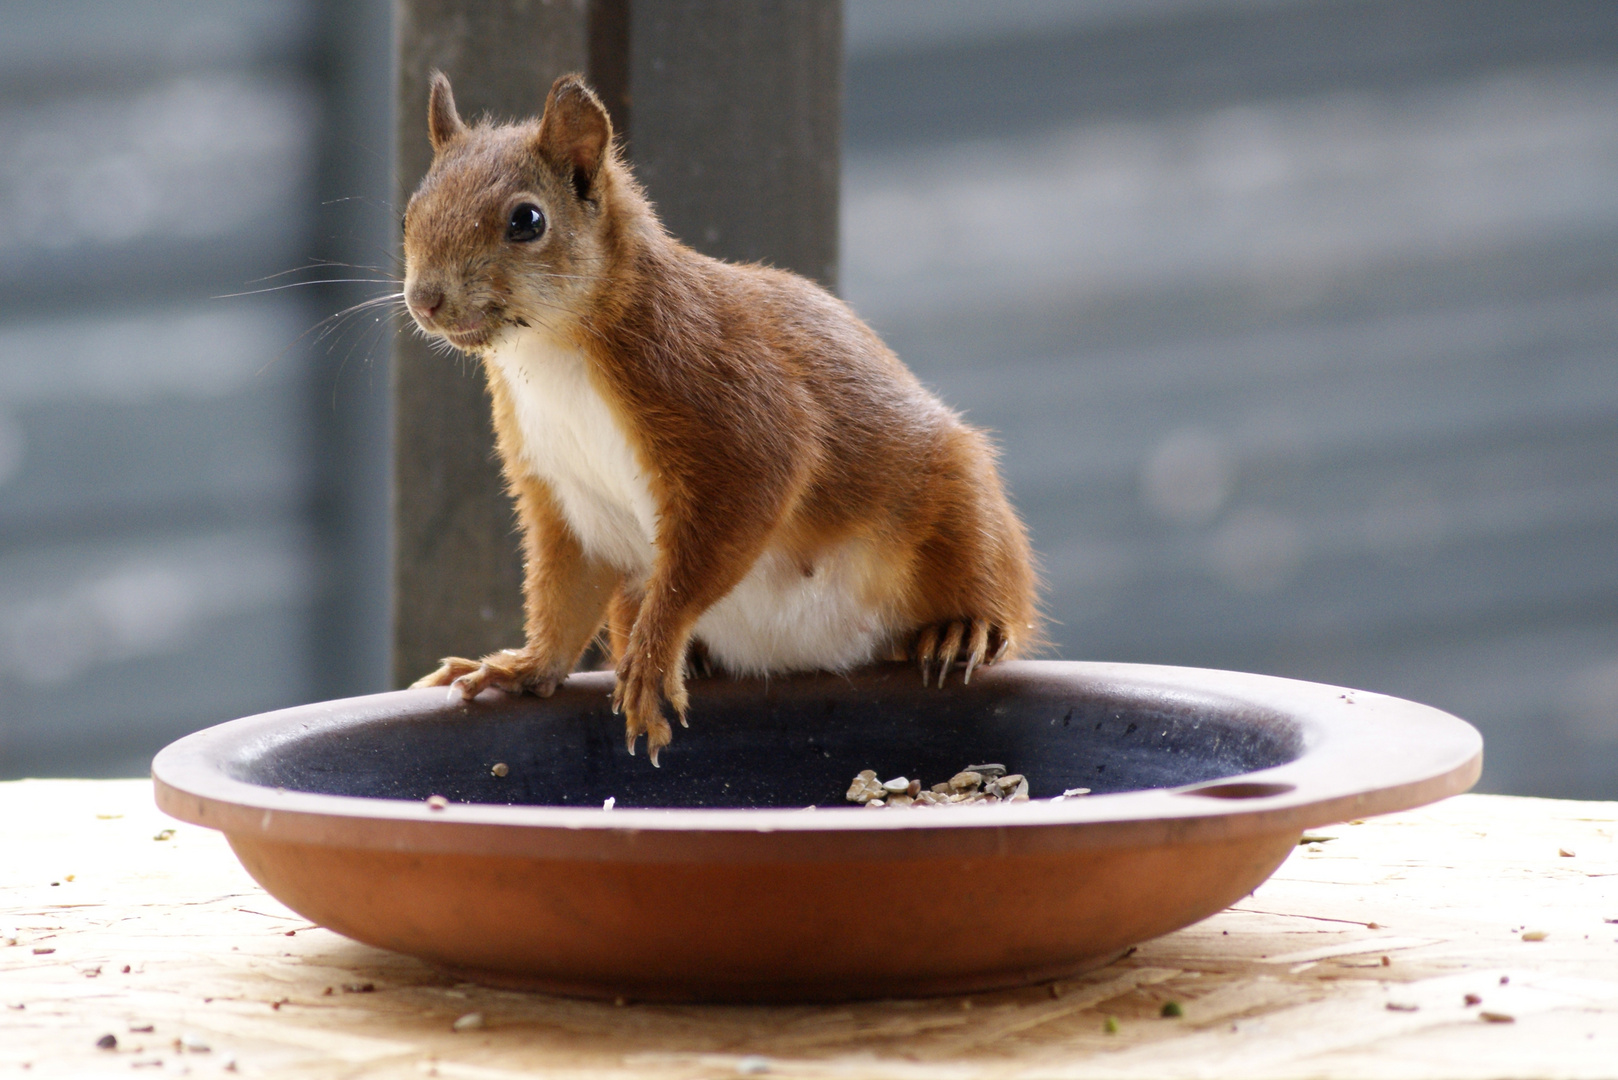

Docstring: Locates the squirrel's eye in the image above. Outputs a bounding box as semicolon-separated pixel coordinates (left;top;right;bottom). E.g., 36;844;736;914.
506;203;545;243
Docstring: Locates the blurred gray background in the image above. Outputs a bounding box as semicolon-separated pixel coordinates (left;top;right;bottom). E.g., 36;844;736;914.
2;0;1616;798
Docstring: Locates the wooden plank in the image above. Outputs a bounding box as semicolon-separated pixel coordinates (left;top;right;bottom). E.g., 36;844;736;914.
4;782;1616;1077
390;1;843;685
391;1;590;686
628;0;843;289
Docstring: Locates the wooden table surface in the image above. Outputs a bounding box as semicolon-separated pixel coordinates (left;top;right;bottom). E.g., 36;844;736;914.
3;779;1616;1079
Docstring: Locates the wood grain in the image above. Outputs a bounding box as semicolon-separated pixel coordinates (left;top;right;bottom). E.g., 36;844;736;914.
3;780;1615;1076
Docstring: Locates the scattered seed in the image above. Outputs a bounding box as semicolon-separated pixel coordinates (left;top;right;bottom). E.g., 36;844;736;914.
1464;993;1483;1006
1103;1015;1120;1034
64;874;75;882
285;930;296;937
1480;1011;1515;1023
95;814;123;820
1367;922;1381;930
850;765;1034;808
1558;848;1575;858
130;1024;154;1033
32;947;53;955
1298;835;1336;844
491;762;509;778
603;797;615;810
736;1056;771;1075
452;1011;484;1031
342;982;376;993
322;986;334;996
1161;1001;1183;1018
153;830;175;841
181;1034;211;1053
1058;787;1091;798
121;965;131;974
1522;930;1548;941
1500;975;1510;985
96;1034;118;1050
425;795;449;811
1386;1001;1418;1012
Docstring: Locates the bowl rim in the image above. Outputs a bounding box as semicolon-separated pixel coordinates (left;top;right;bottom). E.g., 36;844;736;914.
152;660;1481;863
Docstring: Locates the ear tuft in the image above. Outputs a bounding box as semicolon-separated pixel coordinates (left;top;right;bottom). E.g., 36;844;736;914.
427;71;466;152
536;75;612;201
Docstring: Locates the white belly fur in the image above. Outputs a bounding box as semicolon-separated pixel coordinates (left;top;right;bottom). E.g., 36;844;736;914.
488;327;893;674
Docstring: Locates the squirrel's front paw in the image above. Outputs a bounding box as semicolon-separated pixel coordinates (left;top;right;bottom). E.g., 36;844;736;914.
611;652;685;766
911;619;1012;688
413;649;565;701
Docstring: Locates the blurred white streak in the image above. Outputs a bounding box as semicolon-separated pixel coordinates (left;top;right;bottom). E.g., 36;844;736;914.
844;70;1618;323
0;74;316;264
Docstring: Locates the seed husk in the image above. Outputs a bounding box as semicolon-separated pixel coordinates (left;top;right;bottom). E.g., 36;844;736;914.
849;765;1034;808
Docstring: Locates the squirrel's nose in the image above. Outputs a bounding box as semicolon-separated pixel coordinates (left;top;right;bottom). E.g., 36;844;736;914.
406;284;444;322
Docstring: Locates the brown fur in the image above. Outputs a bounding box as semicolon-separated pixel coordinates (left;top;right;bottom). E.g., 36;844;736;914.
403;73;1040;763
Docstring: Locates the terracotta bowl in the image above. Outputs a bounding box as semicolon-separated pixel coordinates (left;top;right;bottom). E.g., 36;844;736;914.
152;661;1480;1002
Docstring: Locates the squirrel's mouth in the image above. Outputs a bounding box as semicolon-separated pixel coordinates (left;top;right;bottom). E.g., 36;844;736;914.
436;314;493;351
442;327;492;350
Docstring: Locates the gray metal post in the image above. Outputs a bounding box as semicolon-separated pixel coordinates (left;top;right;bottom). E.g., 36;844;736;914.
392;0;842;686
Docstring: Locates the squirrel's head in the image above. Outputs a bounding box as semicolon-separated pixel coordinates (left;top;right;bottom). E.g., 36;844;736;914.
402;72;619;352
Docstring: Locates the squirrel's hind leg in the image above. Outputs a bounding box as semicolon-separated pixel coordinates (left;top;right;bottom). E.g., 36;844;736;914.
908;618;1012;688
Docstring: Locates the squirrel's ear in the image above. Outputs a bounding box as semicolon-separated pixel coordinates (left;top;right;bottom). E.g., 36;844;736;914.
427;71;466;152
536;75;612;200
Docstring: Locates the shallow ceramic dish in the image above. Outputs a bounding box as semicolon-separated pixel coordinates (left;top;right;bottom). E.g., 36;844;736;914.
153;661;1480;1002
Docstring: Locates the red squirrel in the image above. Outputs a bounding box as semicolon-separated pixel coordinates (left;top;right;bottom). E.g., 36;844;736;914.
403;73;1039;764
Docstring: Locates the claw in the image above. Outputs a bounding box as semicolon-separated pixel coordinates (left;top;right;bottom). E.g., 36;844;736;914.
625;729;637;755
915;624;940;686
992;632;1011;663
963;620;991;685
648;744;661;768
936;620;965;688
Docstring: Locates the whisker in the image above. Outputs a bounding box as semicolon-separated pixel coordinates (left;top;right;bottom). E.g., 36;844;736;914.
214;279;402;299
